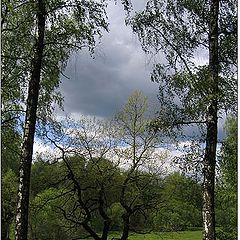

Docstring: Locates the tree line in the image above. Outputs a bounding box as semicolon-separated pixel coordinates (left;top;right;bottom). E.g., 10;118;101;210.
2;92;237;240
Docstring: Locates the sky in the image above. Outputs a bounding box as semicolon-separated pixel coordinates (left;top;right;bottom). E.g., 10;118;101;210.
57;0;226;140
34;0;227;157
59;1;159;119
34;1;164;157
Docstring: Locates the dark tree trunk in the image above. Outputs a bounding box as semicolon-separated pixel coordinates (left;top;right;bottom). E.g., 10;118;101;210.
99;187;111;240
202;0;219;240
82;223;101;240
202;105;217;240
120;213;130;240
101;219;111;240
15;0;46;239
61;155;101;240
119;176;132;240
2;220;10;240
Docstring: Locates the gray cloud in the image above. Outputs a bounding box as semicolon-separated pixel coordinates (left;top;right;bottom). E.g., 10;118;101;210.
60;1;158;118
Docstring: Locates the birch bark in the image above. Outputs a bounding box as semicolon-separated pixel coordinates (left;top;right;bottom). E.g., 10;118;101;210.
15;0;46;239
202;0;219;240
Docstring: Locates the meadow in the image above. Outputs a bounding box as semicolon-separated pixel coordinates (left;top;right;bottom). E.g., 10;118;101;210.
109;231;202;240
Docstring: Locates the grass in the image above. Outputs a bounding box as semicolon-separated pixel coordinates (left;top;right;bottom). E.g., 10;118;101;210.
109;231;202;240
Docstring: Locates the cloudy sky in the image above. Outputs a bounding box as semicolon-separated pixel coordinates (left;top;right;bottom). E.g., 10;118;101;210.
59;1;159;119
34;0;228;157
53;0;227;142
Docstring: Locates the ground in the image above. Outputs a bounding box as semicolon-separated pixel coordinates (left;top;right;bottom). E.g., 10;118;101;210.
109;231;202;240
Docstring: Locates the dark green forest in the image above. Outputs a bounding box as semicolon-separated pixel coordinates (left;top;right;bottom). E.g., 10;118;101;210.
1;0;237;240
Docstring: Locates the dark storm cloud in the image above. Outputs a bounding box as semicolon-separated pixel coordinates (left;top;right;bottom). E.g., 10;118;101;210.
60;1;159;118
61;48;158;117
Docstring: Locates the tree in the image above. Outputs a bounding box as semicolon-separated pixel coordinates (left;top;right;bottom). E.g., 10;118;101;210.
129;1;237;240
28;157;85;240
154;172;202;231
29;187;71;240
215;116;237;240
36;96;166;239
114;91;166;240
1;121;21;240
2;0;109;239
40;117;121;240
2;170;18;240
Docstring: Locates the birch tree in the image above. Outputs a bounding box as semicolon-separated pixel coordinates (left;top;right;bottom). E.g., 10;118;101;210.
128;1;237;240
2;0;108;239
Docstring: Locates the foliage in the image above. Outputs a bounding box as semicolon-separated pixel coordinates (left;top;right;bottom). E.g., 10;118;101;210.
108;202;125;230
130;0;237;130
172;140;204;182
1;169;18;240
27;156;204;239
153;173;202;231
1;99;21;240
215;116;237;240
2;0;109;123
1;126;21;175
129;2;236;239
30;158;65;197
28;188;73;240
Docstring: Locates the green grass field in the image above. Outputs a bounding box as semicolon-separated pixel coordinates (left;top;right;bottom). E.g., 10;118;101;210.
109;231;202;240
